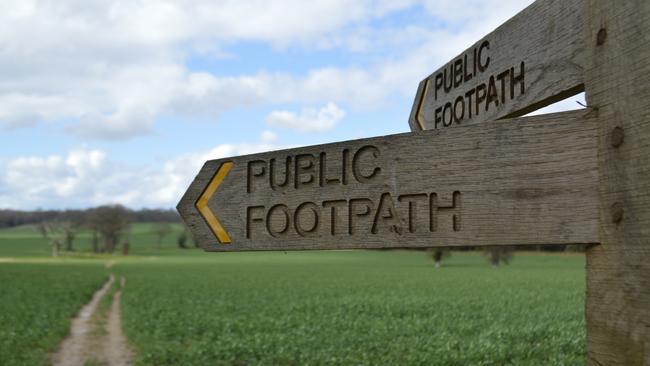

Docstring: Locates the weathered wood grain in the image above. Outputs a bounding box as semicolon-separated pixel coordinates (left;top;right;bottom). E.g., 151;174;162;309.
408;0;585;132
178;110;599;252
583;1;650;365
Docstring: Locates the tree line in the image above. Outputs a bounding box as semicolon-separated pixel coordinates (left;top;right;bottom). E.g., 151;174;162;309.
5;206;586;259
426;242;589;268
0;207;179;228
2;205;187;257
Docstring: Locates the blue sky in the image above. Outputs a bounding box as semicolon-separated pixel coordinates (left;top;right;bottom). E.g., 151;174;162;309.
0;0;583;210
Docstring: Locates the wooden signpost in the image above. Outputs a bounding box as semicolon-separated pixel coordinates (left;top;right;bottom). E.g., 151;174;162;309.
179;0;649;364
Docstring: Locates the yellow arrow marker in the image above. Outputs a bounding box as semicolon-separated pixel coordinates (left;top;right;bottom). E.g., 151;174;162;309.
195;161;233;244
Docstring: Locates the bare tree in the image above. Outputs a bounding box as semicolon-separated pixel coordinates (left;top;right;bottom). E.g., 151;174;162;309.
122;240;130;256
152;222;172;249
86;214;101;253
36;222;49;240
88;205;131;253
427;249;451;268
59;221;78;251
91;229;99;253
484;247;514;267
59;210;84;251
36;221;64;257
177;230;188;249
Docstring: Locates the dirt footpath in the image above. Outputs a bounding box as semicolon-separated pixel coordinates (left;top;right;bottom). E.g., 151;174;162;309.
51;273;134;366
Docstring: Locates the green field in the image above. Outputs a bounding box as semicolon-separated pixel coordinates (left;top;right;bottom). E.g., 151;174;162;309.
0;262;107;366
0;224;586;365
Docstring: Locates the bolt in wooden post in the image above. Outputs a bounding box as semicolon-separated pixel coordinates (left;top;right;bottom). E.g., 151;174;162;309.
610;127;624;148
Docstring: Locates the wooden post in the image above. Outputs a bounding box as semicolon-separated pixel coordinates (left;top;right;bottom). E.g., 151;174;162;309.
584;1;650;365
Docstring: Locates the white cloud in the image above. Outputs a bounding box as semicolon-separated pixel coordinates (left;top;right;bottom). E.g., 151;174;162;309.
266;103;345;133
420;0;531;26
526;92;586;116
0;0;536;140
2;149;106;207
5;0;584;212
260;130;278;144
0;0;403;137
0;139;289;210
0;93;87;129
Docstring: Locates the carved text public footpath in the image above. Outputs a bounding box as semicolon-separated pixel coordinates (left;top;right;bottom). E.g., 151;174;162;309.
245;145;460;239
428;40;525;129
180;110;598;251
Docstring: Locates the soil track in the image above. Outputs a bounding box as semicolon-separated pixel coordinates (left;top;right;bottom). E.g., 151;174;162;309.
105;276;134;365
51;273;134;366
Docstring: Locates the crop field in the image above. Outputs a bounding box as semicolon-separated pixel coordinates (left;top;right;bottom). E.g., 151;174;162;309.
0;225;586;365
0;262;107;366
115;251;586;366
